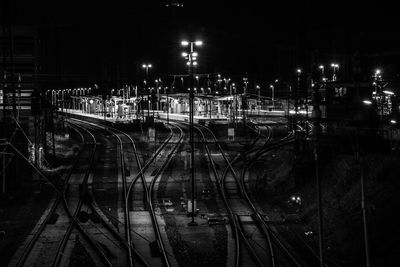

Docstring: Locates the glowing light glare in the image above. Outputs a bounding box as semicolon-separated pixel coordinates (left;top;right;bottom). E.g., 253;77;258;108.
142;64;146;68
186;62;190;66
319;65;324;69
181;41;189;46
363;100;372;105
195;40;203;46
297;68;302;74
383;90;395;95
148;64;152;68
192;52;198;57
193;61;198;66
375;69;381;75
182;52;188;57
256;85;260;89
269;84;274;89
195;76;199;79
390;120;397;124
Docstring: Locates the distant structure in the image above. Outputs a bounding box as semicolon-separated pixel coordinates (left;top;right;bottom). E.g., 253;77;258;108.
164;0;184;8
1;26;39;115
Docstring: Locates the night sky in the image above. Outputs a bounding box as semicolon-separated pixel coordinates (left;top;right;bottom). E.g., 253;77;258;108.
6;0;400;84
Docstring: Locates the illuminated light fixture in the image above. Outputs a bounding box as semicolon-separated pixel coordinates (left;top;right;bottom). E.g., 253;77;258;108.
375;69;381;75
186;62;190;66
192;57;197;61
297;68;302;74
192;52;198;57
181;41;189;46
142;64;146;68
390;120;397;124
193;62;198;66
195;40;203;46
275;79;279;83
363;100;372;105
319;65;324;69
182;52;188;57
383;90;394;95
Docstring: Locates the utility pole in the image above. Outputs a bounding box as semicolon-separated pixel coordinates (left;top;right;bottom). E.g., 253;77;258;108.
312;82;324;267
181;40;202;226
356;134;371;267
142;64;152;121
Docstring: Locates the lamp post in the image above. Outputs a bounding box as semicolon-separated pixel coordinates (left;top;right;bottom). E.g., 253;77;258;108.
331;63;339;81
319;65;325;81
142;63;152;119
182;40;202;226
256;85;260;117
164;86;170;124
270;84;274;107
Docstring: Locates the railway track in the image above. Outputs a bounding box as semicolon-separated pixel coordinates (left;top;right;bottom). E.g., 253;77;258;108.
70;119;184;267
10;122;112;267
68;120;150;267
193;122;306;267
194;123;273;267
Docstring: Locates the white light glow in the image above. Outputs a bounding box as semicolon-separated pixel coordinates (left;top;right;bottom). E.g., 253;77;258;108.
363;100;372;105
181;41;189;46
383;90;394;95
195;41;203;46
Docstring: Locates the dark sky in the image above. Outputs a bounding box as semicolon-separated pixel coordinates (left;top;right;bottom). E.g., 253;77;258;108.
6;0;400;84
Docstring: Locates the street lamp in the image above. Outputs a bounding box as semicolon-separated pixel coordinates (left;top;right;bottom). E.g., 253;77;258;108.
319;65;325;81
195;75;199;91
256;85;261;117
270;84;274;104
142;64;152;118
181;39;203;226
331;63;339;81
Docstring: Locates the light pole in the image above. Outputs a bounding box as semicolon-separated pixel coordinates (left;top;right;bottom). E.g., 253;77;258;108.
331;63;339;81
294;68;301;152
164;86;170;124
256;85;260;117
182;40;202;226
319;65;325;81
270;84;274;107
142;63;152;119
